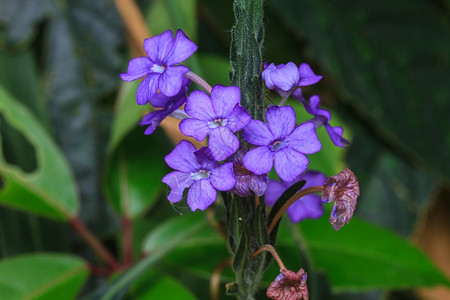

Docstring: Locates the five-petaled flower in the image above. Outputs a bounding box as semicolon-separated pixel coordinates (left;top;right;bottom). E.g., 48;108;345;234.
120;29;197;105
162;140;236;211
242;106;321;182
265;170;326;223
262;62;322;99
293;90;349;147
180;85;252;161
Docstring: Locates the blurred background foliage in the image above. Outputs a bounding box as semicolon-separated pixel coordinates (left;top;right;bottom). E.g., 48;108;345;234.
0;0;449;299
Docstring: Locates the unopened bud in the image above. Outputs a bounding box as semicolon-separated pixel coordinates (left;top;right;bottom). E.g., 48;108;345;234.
267;268;309;300
322;169;360;231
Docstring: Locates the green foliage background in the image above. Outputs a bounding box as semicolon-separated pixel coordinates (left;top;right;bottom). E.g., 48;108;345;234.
0;0;449;299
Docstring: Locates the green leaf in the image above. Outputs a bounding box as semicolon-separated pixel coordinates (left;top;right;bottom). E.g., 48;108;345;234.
142;213;205;255
0;253;88;300
272;0;450;179
84;214;205;300
104;81;170;219
0;86;79;220
295;211;450;291
135;276;198;300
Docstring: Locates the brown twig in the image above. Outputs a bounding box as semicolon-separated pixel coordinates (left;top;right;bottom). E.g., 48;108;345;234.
253;244;286;272
69;217;120;272
210;259;232;300
267;186;323;234
122;216;133;266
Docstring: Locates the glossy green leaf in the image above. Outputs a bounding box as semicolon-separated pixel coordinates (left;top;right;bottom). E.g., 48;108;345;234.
104;81;170;219
142;213;205;255
136;276;198;300
85;214;205;300
0;86;79;220
295;211;450;291
0;253;88;300
272;0;450;179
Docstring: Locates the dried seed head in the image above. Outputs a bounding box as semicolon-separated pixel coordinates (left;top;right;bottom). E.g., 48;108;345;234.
321;168;360;230
267;268;309;300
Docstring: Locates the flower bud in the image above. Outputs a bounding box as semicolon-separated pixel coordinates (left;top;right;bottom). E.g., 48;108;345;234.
322;168;360;230
267;268;309;300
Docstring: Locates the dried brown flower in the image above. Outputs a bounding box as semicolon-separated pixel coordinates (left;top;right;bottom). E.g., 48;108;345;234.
321;168;360;230
267;268;309;300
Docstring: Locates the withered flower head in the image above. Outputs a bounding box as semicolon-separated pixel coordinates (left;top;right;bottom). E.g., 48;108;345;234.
321;168;360;231
267;268;309;300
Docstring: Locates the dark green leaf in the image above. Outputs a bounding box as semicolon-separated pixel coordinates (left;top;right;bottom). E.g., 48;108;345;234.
0;253;88;300
295;211;450;291
272;0;450;179
0;86;79;220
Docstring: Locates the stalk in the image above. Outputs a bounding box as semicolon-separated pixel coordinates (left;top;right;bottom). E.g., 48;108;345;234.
226;1;267;298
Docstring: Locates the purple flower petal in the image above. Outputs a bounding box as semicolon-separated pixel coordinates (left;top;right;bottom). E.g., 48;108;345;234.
285;122;321;154
262;63;277;89
325;124;349;147
243;120;274;146
208;127;240;161
264;180;287;206
210;162;236;191
266;106;296;139
136;74;160;105
165;29;198;65
140;110;169;135
243;146;274;175
194;147;218;170
269;62;300;92
298;63;322;86
164;140;200;172
187;179;217;211
162;171;194;203
120;57;152;81
287;194;324;223
143;30;174;64
227;105;252;132
179;118;210;141
185;90;216;121
148;92;171;108
210;85;241;116
307;95;331;121
159;65;189;97
274;148;309;182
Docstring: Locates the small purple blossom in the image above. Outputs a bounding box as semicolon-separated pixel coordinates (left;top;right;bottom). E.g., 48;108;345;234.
293;90;349;147
120;29;197;104
162;141;236;211
179;85;251;161
262;62;322;99
227;150;269;197
242;106;321;182
139;78;190;135
265;171;326;223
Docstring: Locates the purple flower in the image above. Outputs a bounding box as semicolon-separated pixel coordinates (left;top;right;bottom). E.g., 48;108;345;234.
227;150;269;197
293;90;349;147
120;29;197;104
242;106;321;182
265;171;326;223
162;141;236;211
139;78;190;135
179;85;251;161
262;62;322;99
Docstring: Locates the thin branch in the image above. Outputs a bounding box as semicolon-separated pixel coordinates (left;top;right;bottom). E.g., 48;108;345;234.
69;217;120;272
253;244;286;272
268;186;323;234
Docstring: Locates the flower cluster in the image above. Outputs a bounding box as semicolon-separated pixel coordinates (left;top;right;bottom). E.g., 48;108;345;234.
121;29;353;224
